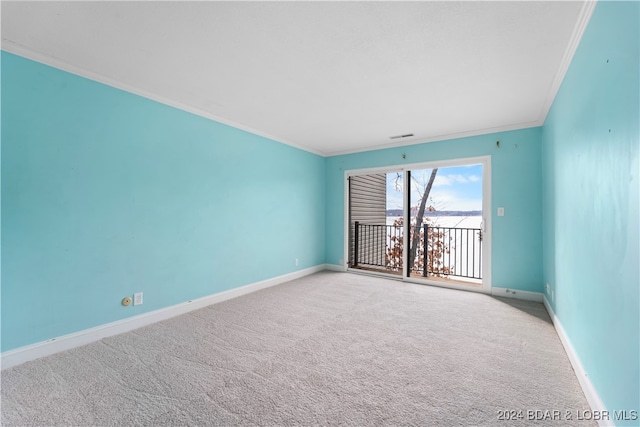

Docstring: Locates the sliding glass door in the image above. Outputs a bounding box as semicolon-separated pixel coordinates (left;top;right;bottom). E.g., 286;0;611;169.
346;157;491;292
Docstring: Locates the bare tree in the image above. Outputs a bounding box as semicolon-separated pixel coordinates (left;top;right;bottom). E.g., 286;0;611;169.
386;168;453;277
409;168;438;268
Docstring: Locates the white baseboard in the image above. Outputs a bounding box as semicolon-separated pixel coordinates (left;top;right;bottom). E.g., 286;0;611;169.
325;263;345;272
542;296;611;427
491;287;543;302
1;265;326;370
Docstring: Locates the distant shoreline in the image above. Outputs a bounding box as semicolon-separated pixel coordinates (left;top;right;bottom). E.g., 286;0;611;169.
386;210;482;217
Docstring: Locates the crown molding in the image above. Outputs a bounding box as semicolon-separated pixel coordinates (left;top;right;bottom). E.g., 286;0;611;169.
1;41;326;157
325;121;541;157
537;0;597;125
2;0;596;160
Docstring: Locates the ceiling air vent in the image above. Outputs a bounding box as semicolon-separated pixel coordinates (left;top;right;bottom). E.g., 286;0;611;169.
390;133;414;140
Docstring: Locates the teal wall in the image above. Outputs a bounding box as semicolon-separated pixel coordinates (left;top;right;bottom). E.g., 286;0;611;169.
1;52;326;352
541;1;639;420
325;127;543;293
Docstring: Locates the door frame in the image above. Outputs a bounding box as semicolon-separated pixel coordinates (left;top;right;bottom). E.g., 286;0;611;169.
343;155;492;294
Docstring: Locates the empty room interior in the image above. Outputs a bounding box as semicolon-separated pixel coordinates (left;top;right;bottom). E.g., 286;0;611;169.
1;1;638;426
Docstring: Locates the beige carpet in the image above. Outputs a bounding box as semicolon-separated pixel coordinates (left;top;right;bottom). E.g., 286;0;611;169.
1;271;594;426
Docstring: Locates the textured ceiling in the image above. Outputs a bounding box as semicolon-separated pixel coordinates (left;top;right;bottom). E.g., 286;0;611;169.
2;1;593;156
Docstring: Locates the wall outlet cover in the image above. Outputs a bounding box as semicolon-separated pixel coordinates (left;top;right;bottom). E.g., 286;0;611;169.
134;292;143;306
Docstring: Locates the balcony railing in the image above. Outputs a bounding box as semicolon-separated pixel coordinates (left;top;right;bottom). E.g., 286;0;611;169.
351;221;482;280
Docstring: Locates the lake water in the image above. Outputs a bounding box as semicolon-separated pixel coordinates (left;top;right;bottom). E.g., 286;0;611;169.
386;215;483;229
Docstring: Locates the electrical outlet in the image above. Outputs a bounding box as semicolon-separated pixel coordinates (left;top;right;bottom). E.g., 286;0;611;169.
295;258;299;266
546;283;550;294
497;207;505;216
134;292;143;306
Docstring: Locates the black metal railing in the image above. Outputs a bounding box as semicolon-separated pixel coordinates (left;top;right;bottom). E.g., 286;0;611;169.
423;225;482;279
352;221;402;270
352;221;482;280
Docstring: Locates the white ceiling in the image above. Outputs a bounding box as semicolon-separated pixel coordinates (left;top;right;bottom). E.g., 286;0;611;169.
2;1;593;156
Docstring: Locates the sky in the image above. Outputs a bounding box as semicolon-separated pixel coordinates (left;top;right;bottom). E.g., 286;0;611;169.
386;164;483;212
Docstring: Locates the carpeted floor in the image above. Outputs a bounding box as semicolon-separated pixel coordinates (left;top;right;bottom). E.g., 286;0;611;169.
1;271;594;426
